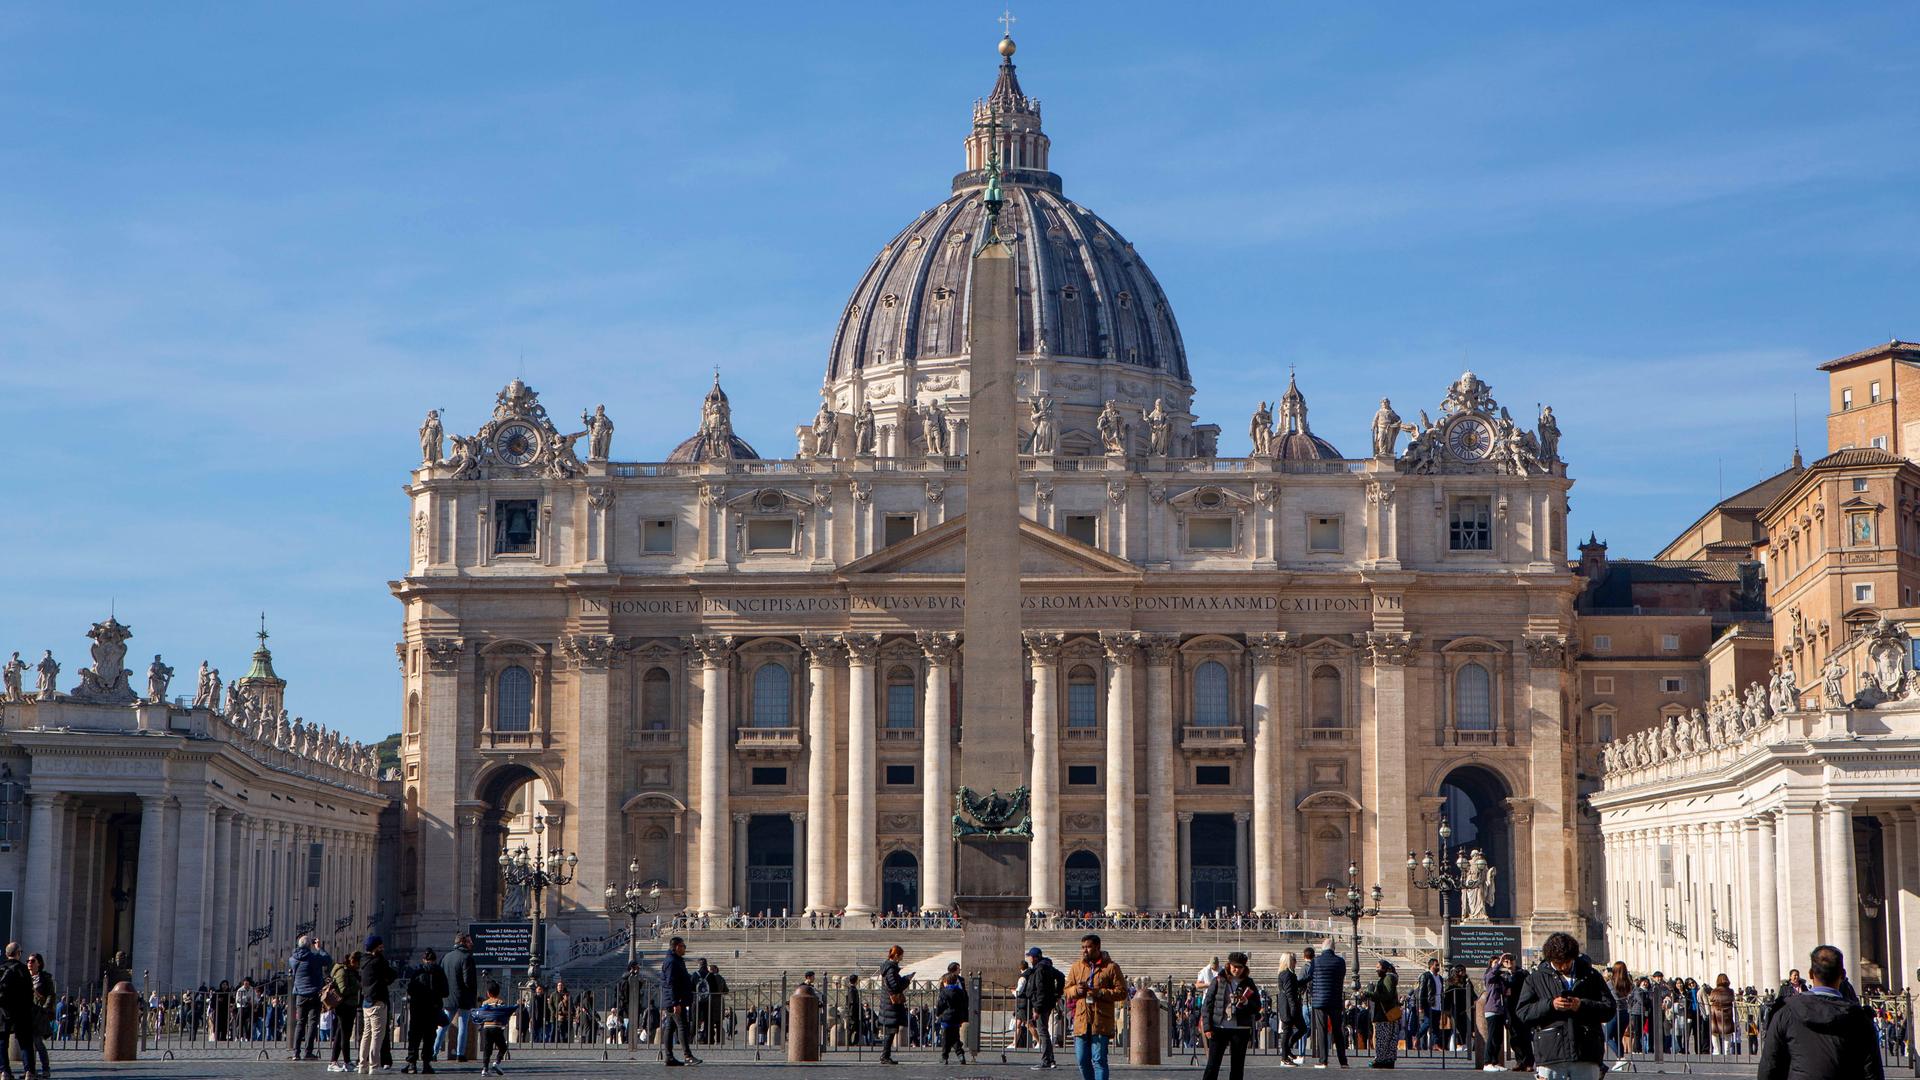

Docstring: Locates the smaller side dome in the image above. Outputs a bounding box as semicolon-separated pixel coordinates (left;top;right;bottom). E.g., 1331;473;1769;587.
1267;372;1343;460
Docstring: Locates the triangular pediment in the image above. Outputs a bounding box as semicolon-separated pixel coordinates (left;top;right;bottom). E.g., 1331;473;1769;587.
839;515;1142;579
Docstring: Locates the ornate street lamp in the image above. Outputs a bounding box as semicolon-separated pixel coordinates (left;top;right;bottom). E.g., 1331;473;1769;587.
1408;817;1468;962
497;813;577;988
1327;862;1384;996
604;860;663;968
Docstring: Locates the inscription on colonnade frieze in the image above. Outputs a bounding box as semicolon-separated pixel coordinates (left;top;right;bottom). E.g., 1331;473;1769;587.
577;593;1400;617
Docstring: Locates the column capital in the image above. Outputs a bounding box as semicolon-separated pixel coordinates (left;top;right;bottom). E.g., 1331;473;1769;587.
843;633;881;665
689;635;735;667
1176;811;1195;823
788;811;806;823
800;632;845;665
558;633;619;670
1140;634;1182;665
423;637;465;673
1248;632;1294;665
1023;631;1064;665
1364;631;1418;667
1099;630;1140;666
1232;811;1251;824
732;812;751;825
916;630;960;666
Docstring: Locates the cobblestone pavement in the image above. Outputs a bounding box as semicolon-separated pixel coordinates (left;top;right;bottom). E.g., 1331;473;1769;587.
43;1048;1763;1078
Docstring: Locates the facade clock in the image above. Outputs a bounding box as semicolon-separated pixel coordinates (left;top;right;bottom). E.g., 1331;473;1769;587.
494;422;542;467
1446;416;1495;462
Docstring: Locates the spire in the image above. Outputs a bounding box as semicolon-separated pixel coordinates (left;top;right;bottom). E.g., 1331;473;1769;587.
962;17;1051;186
243;612;281;683
1278;370;1311;435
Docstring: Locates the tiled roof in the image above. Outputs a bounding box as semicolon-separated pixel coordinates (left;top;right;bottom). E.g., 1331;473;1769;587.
1809;447;1907;469
1581;559;1756;609
1816;339;1920;372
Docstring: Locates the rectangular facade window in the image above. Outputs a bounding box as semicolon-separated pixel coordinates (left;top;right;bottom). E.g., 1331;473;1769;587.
1596;712;1615;742
1448;497;1492;551
1593;634;1612;653
884;514;917;547
1066;682;1099;729
1842;388;1854;410
1660;676;1685;693
1593;676;1615;694
885;683;916;730
1855;583;1875;603
1854;478;1871;492
1661;634;1680;652
746;518;796;552
1873;435;1888;449
1187;515;1234;550
1307;515;1342;552
643;519;675;553
1066;764;1098;786
1195;765;1231;786
494;499;538;554
884;764;915;785
1871;380;1883;403
751;767;788;786
1063;514;1100;547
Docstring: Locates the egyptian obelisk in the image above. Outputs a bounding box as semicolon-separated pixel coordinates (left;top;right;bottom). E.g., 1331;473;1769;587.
953;147;1031;983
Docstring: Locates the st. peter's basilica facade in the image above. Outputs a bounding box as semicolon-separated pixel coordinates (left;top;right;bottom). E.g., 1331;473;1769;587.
391;34;1585;948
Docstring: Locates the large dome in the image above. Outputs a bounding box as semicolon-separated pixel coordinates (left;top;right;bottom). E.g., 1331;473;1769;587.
820;35;1197;458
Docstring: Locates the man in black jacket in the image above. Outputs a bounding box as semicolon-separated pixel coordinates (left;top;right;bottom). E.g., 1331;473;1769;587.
0;943;33;1080
662;936;701;1066
1512;932;1611;1080
1027;948;1065;1069
1759;945;1883;1080
439;934;477;1062
404;948;451;1073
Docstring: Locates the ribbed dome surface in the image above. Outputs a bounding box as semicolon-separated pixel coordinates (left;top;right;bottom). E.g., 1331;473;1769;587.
666;433;760;463
825;185;1188;385
1273;430;1343;461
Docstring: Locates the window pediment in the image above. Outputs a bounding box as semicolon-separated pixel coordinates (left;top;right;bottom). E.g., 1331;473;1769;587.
1166;485;1253;511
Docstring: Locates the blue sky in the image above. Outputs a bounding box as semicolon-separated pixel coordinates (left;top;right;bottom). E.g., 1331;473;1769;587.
1;3;1913;739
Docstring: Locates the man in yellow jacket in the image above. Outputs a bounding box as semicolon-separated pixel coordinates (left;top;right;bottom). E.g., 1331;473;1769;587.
1063;933;1128;1080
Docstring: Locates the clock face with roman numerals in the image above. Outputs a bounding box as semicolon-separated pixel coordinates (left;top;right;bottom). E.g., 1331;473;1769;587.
494;422;541;467
1447;416;1495;462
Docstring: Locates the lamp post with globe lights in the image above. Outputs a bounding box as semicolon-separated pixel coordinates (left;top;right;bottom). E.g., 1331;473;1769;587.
604;860;663;968
1408;816;1469;963
497;813;577;988
1327;863;1384;996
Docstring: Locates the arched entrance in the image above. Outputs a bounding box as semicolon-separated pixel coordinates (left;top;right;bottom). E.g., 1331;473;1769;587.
1439;765;1514;921
744;815;795;916
1064;850;1102;913
881;850;919;913
477;764;546;919
1190;814;1239;913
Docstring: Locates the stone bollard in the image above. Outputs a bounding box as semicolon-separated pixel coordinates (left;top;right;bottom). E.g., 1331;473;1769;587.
1128;985;1162;1066
787;988;821;1062
103;980;139;1061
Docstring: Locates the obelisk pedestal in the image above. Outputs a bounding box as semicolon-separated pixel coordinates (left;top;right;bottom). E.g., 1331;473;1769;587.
953;205;1032;986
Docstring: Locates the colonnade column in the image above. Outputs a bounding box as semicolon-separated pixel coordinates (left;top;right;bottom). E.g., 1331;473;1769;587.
1142;635;1180;913
1753;814;1781;988
691;635;734;915
21;793;68;981
1248;633;1284;913
844;634;881;915
1025;632;1063;912
1895;811;1920;995
131;794;177;983
1100;631;1139;913
1822;800;1861;966
918;631;959;912
801;635;842;915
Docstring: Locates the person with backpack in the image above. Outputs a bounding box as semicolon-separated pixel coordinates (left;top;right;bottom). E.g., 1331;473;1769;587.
403;947;450;1073
936;970;970;1065
1028;947;1066;1070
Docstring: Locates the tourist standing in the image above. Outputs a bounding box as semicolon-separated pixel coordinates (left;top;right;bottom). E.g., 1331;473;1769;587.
0;944;35;1080
1198;951;1257;1080
877;945;911;1064
404;947;450;1073
23;952;52;1079
290;934;333;1060
845;973;865;1046
326;951;361;1073
1029;947;1065;1070
1062;934;1126;1080
661;936;700;1066
1275;951;1306;1066
1367;960;1400;1068
1481;954;1514;1071
936;971;969;1065
1443;964;1477;1053
1513;932;1609;1080
1758;946;1884;1080
356;936;396;1075
1604;962;1632;1067
439;934;476;1062
1707;974;1736;1055
1306;942;1349;1068
1414;957;1445;1051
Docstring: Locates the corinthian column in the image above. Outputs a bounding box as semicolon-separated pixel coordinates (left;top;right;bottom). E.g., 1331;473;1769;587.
844;633;881;915
918;631;960;911
691;635;734;914
1142;635;1180;913
801;634;842;915
1248;632;1287;913
1100;631;1140;913
1822;800;1861;964
1025;632;1064;912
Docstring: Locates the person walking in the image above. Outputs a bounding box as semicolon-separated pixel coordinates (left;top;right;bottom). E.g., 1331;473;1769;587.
1481;954;1514;1071
1413;957;1444;1051
1062;934;1126;1080
439;934;476;1063
661;936;700;1066
23;953;52;1080
1513;932;1611;1080
1443;964;1477;1054
403;947;450;1073
471;982;515;1076
1306;942;1349;1068
1198;951;1257;1080
936;971;969;1065
1028;948;1065;1071
1276;951;1306;1066
845;973;865;1046
356;936;396;1076
1758;945;1883;1080
1707;974;1736;1055
326;951;362;1073
289;934;333;1060
877;945;911;1064
1367;960;1401;1068
1604;962;1633;1068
